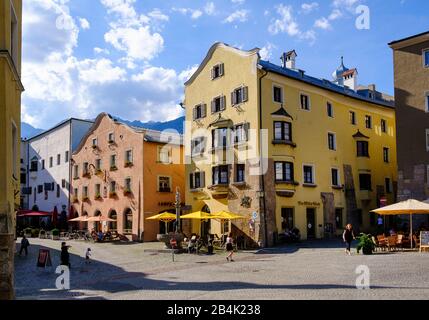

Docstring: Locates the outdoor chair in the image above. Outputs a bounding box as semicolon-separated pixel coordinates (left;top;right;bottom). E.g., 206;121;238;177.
387;236;398;252
396;234;405;251
376;235;388;251
39;230;46;239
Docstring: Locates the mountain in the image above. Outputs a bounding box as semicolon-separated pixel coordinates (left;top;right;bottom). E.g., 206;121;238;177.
115;116;185;134
21;122;44;139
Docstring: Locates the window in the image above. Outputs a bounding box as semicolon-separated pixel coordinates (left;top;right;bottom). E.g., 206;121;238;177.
125;150;133;165
20;172;26;185
275;162;294;182
424;49;429;68
73;188;78;196
56;184;60;198
49;157;53;168
62;179;66;188
73;165;79;179
359;174;372;191
231;86;248;105
190;172;205;189
335;209;343;229
125;177;132;192
124;209;133;233
211;63;224;80
383;147;390;163
235;164;245;183
426;129;429;152
158;176;171;192
211;96;226;113
327;102;334;118
303;165;315;184
350;111;356;125
381;119;387;133
158;146;171;163
212;166;229;185
426;92;429;113
212;127;228;148
328;133;336;151
65;151;69;163
57;154;61;165
110;181;116;193
83;162;89;175
83;186;89;198
281;208;294;231
234;123;249;144
92;138;98;147
108;133;115;143
30;158;38;172
273;86;283;103
95;159;101;171
357;141;369;157
365;115;372;129
385;178;392;194
300;94;310;110
110;155;117;168
191;137;206;155
41;159;45;170
331;168;340;187
193;104;207;120
274;121;292;142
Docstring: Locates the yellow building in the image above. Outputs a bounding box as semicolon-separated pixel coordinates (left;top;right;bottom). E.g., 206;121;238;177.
183;43;397;247
0;0;23;299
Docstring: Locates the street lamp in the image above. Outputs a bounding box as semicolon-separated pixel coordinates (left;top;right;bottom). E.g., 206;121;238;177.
175;186;181;233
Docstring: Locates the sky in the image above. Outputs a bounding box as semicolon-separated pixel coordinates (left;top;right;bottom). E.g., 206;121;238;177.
22;0;428;129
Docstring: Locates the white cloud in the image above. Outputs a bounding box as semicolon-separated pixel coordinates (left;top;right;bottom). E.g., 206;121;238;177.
104;26;164;61
204;2;216;16
268;5;300;36
231;0;245;4
79;17;90;30
328;9;343;20
77;58;126;84
148;9;169;22
172;7;203;20
332;0;360;9
259;42;276;60
314;17;331;30
301;2;319;14
94;47;110;55
223;9;249;23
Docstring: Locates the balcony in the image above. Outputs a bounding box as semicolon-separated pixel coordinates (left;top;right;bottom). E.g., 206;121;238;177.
82;172;91;179
207;184;229;199
272;139;297;148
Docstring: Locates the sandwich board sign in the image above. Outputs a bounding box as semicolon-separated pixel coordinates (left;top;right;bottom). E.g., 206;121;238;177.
37;249;52;268
420;231;429;252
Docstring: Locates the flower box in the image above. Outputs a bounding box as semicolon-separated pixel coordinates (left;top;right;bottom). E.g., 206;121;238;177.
124;162;134;168
110;165;118;171
94;194;102;200
109;192;117;198
123;189;132;196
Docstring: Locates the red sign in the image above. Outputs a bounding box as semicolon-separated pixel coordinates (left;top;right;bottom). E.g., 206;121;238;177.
380;197;387;207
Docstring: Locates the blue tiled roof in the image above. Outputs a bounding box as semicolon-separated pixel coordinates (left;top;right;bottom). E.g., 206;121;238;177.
259;60;394;108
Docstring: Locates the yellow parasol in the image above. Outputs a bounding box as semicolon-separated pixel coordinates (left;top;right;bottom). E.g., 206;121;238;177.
180;211;218;220
371;199;429;249
212;211;246;220
146;212;177;234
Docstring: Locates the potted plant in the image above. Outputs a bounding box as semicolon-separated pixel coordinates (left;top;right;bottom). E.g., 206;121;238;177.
124;161;133;168
356;233;376;255
72;196;79;203
96;169;103;175
51;228;60;240
95;193;102;200
110;165;118;171
82;196;90;202
109;191;117;198
123;189;132;196
82;172;91;178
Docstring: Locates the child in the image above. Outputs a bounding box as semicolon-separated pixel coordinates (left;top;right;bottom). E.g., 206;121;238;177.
85;248;92;264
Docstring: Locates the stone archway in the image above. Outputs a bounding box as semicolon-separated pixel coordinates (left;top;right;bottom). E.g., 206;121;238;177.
94;210;101;232
123;208;133;234
109;209;117;231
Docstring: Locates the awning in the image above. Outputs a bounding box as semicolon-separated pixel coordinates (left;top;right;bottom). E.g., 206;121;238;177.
17;210;52;217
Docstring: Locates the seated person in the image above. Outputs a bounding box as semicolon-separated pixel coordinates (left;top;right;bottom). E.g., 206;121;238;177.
389;228;397;236
97;231;104;242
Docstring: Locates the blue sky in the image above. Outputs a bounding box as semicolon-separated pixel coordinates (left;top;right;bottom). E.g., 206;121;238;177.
22;0;428;129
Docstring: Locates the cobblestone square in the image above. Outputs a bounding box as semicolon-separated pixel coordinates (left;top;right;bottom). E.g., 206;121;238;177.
14;238;429;300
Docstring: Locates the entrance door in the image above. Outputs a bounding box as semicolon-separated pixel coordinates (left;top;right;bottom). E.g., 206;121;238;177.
306;208;316;239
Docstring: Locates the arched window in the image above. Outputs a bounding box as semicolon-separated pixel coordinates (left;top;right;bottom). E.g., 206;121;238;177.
124;209;133;234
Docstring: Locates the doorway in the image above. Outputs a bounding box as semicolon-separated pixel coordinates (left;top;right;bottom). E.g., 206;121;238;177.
306;208;316;239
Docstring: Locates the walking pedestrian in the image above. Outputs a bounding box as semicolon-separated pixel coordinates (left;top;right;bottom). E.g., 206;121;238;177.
85;248;92;264
60;242;71;268
19;235;30;256
343;224;355;256
226;233;235;262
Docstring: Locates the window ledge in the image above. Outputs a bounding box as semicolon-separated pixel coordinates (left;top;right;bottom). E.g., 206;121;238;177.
275;181;299;186
190;188;204;193
332;185;343;190
303;183;317;188
272;140;297;147
231;181;247;187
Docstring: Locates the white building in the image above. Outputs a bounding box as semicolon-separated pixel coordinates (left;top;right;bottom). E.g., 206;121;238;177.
22;119;93;221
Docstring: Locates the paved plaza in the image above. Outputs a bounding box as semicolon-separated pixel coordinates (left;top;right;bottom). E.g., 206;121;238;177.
14;238;429;300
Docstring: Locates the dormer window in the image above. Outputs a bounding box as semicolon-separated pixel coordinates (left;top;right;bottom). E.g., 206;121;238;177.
211;63;224;80
300;94;310;111
92;138;98;148
108;133;115;143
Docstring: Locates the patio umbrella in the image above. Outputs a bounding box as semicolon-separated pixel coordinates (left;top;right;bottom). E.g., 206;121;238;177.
86;215;116;222
52;206;58;228
146;212;177;234
180;211;218;220
68;215;89;222
371;199;429;249
212;211;246;237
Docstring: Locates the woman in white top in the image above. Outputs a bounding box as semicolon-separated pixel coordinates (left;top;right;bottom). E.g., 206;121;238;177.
226;233;234;262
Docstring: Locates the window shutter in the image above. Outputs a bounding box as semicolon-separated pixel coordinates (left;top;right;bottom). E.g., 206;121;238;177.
231;91;236;106
220;63;224;76
201;104;207;118
211;67;214;80
193;107;197;120
221;95;226;111
244;122;250;141
242;86;249;102
201;137;207;153
201;171;206;188
211;99;216;113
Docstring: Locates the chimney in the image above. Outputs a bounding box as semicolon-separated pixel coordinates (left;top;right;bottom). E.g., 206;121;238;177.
280;50;297;69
